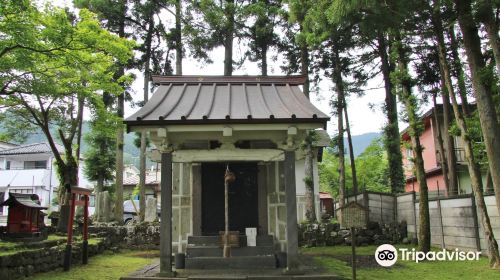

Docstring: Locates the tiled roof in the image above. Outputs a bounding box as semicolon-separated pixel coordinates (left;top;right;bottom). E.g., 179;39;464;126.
319;192;333;199
0;142;64;156
0;193;47;209
125;75;329;127
123;174;160;186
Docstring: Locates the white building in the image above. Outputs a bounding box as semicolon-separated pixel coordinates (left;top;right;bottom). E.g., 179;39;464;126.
0;142;90;225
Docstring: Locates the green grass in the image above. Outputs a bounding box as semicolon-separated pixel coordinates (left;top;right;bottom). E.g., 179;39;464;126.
301;245;499;280
26;250;156;280
0;236;101;256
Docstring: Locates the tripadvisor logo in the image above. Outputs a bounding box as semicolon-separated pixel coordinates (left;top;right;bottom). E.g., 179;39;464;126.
375;244;481;267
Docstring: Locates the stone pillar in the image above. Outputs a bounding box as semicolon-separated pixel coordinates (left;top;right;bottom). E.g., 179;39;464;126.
160;152;173;276
284;150;299;272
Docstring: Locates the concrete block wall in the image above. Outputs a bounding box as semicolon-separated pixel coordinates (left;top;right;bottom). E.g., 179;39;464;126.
339;191;500;255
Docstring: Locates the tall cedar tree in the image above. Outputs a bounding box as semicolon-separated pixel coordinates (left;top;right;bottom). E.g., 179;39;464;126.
74;0;133;223
454;0;500;221
287;1;317;220
184;0;242;75
243;0;280;76
137;1;157;222
329;0;405;193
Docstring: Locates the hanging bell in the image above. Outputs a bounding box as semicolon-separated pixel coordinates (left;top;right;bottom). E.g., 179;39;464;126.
224;165;236;184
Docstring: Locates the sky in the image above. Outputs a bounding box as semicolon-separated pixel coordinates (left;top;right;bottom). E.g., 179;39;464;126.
49;0;404;137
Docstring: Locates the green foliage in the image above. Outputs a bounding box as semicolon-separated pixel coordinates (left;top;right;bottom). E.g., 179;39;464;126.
450;110;488;166
318;148;352;197
319;138;390;198
83;106;117;184
0;1;135;188
356;138;390;192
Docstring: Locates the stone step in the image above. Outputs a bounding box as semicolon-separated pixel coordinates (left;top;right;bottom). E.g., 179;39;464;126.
188;235;274;247
186;245;275;258
185;256;277;269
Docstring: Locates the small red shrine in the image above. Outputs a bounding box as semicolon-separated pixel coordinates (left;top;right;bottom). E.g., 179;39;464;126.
0;193;47;237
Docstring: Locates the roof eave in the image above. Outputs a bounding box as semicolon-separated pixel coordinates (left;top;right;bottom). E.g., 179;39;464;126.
124;118;329;132
151;75;307;85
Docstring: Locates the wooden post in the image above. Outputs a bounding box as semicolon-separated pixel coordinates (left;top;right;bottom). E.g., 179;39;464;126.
192;164;202;236
63;193;76;271
160;152;173;276
351;227;357;280
258;163;268;235
284;150;300;272
223;180;230;258
82;194;89;265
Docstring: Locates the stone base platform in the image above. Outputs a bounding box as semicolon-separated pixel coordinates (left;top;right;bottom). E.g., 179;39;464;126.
120;259;343;280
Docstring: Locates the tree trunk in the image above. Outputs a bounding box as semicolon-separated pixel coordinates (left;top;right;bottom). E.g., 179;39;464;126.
139;12;155;222
304;138;316;222
224;0;234;76
75;95;84;166
300;29;309;98
432;92;451;195
448;69;500;268
114;5;126;223
393;37;431;253
333;46;346;216
343;96;358;195
261;44;268;76
456;0;500;217
447;25;470;117
432;0;459;196
377;32;404;194
175;0;182;75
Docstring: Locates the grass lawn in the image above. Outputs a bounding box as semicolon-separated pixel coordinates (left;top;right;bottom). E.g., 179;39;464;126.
0;235;98;256
301;245;499;280
26;250;157;280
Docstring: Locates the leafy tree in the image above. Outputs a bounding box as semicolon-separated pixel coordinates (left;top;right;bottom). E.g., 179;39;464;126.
0;2;134;229
74;0;134;222
355;138;390;193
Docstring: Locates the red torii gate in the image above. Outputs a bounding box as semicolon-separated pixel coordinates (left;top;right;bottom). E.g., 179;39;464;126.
63;186;91;271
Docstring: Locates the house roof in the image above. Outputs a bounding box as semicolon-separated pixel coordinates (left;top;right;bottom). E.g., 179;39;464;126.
400;103;476;138
0;142;64;156
319;192;333;199
0;193;47;209
125;75;329;128
123;173;160;186
0;141;19;149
